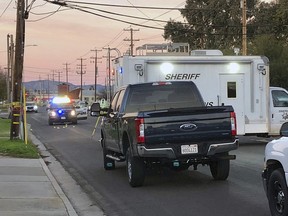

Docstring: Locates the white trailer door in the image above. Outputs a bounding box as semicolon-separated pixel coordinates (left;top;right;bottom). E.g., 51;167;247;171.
219;74;245;135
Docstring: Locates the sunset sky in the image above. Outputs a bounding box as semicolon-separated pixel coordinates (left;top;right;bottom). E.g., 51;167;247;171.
0;0;185;85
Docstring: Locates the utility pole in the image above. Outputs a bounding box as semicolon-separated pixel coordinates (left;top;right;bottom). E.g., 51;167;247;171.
90;48;101;101
63;63;70;95
51;70;56;94
56;70;62;83
55;70;62;95
241;0;247;55
124;27;139;56
8;35;14;104
7;35;10;103
10;0;25;139
47;74;50;101
39;75;42;101
103;47;113;102
76;58;86;101
63;62;70;84
103;47;120;102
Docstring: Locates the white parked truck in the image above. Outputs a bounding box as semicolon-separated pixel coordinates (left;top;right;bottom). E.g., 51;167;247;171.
74;101;88;120
111;50;288;136
262;127;288;216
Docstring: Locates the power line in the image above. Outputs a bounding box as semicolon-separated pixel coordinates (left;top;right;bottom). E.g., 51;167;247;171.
138;1;186;27
69;6;160;30
27;5;62;22
29;8;70;16
0;0;13;18
53;3;165;30
125;0;163;28
103;30;125;47
73;5;171;23
59;1;185;10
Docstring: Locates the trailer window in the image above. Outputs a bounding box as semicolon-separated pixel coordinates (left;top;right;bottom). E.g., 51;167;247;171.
227;82;236;98
272;90;288;107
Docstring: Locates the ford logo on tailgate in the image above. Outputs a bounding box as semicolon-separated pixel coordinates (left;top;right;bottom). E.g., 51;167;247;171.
180;123;197;131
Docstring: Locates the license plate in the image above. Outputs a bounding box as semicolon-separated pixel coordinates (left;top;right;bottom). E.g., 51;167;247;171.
181;144;198;154
61;117;66;120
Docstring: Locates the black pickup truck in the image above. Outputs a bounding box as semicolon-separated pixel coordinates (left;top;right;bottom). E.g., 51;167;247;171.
91;81;238;187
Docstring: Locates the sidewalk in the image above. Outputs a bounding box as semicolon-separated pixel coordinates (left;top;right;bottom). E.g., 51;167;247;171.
0;111;105;216
0;157;77;216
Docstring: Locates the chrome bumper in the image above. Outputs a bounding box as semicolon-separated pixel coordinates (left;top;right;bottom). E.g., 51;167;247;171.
207;139;239;155
137;139;239;159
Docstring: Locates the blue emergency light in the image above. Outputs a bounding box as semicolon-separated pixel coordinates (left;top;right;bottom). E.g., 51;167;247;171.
57;109;64;114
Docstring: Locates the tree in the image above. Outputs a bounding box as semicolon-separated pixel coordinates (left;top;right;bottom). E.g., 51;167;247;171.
0;68;7;101
163;0;288;88
163;0;258;52
250;0;288;88
250;35;288;88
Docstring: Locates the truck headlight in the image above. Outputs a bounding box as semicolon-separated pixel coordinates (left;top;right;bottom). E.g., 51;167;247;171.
70;110;76;116
50;111;57;117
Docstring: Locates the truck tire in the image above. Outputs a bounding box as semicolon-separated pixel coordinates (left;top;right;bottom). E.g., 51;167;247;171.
48;119;53;126
102;141;115;170
267;168;288;216
126;147;145;187
209;156;230;180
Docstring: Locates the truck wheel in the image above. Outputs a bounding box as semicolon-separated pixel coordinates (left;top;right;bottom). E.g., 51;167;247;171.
267;168;288;216
210;157;230;180
126;147;145;187
102;142;115;170
48;119;53;126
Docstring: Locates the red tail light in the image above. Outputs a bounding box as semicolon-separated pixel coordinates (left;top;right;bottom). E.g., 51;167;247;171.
135;117;145;143
230;112;237;136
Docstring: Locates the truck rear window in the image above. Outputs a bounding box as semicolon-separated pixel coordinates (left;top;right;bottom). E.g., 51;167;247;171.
125;82;204;112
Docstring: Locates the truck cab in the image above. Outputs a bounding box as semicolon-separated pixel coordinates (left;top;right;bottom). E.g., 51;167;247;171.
270;87;288;135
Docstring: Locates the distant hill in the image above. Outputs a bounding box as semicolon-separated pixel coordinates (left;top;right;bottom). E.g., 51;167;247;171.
23;80;106;93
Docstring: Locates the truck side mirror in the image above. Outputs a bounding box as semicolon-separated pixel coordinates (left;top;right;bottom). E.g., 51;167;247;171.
90;102;101;117
280;123;288;137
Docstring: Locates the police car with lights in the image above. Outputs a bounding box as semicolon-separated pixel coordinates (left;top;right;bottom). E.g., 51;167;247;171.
48;96;77;125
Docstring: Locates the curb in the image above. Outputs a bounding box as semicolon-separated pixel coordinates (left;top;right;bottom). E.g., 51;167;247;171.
28;126;105;216
38;157;78;216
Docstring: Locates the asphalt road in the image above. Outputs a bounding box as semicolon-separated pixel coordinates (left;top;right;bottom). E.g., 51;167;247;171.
27;107;273;216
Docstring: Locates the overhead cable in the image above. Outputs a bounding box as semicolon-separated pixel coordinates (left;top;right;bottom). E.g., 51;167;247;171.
0;0;13;18
50;2;164;30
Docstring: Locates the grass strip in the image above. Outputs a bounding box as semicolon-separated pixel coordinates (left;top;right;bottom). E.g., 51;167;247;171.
0;118;39;158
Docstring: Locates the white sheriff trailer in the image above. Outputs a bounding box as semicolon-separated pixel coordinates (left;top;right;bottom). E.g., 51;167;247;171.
112;50;288;136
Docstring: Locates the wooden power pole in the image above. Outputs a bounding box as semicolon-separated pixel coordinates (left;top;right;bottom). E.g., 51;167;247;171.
76;58;86;101
242;0;247;55
90;49;102;101
124;28;139;56
10;0;25;139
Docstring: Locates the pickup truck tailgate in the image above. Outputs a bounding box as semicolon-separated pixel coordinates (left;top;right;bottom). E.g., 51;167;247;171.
141;107;234;153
